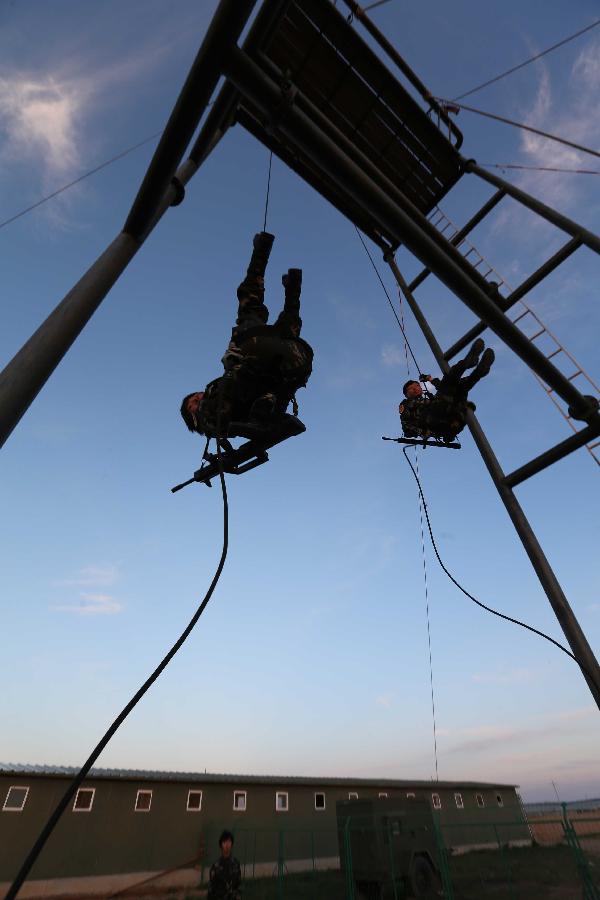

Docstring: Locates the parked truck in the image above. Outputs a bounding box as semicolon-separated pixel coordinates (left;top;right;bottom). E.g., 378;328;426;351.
337;796;441;898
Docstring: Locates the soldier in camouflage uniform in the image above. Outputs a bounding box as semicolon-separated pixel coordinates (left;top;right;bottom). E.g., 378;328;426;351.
399;338;495;441
207;830;242;900
180;232;313;442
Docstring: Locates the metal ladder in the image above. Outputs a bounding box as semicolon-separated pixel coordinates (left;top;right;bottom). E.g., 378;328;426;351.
428;206;600;466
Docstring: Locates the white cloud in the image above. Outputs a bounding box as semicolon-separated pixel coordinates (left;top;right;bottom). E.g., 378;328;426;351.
52;592;122;615
53;564;119;588
0;31;181;227
376;693;394;708
471;667;538;686
0;76;81;176
513;37;600;212
381;344;405;368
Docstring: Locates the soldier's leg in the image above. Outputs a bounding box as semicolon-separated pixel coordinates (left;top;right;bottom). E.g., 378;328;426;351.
456;348;495;395
437;338;485;392
272;268;302;338
235;232;275;334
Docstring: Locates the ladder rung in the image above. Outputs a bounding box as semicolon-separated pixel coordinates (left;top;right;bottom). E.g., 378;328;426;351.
589;440;600;450
546;348;562;360
512;309;531;324
528;328;545;341
482;267;493;278
568;370;583;381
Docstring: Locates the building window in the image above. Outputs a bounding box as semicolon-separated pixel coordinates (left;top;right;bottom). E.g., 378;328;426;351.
455;793;464;809
275;792;288;812
3;786;29;812
476;794;485;808
348;792;358;800
233;791;247;811
314;792;326;811
135;790;152;812
379;792;388;799
73;788;95;812
187;790;202;812
406;792;415;799
496;793;504;807
432;793;442;809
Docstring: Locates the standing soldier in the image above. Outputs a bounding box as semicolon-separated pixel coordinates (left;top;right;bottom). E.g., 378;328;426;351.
207;830;242;900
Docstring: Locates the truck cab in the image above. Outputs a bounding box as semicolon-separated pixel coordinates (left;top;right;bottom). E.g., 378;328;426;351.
337;796;440;898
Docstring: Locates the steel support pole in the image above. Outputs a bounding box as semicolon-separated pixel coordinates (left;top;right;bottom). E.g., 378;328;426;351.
124;0;258;239
222;46;596;422
387;257;600;710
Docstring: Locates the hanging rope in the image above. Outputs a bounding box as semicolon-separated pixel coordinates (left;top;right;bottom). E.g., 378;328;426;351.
401;446;591;670
357;227;440;779
262;150;273;232
396;285;439;782
353;228;424;376
6;404;231;900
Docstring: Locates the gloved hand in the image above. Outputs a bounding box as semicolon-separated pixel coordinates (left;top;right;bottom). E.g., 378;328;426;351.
419;374;432;382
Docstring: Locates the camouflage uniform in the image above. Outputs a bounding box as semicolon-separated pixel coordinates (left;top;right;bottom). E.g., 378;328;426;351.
207;855;242;900
196;268;313;438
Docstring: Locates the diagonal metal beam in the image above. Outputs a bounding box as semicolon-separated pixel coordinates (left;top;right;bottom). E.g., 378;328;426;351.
443;236;582;360
408;189;506;293
467;161;600;256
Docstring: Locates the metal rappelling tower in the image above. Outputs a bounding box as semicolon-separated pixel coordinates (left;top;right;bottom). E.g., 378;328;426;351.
1;0;599;708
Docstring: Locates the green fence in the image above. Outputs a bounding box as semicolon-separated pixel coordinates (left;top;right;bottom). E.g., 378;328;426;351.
185;812;600;900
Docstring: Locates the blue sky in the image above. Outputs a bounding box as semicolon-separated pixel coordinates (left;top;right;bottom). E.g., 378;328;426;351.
1;0;599;804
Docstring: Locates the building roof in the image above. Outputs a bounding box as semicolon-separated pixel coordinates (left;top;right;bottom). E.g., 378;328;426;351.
0;763;517;790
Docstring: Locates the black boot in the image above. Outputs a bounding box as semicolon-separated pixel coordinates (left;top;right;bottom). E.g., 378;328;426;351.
282;268;302;300
474;347;495;378
463;337;485;369
246;231;275;279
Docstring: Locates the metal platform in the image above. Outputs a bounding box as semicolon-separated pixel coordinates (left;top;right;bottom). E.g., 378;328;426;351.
238;0;463;247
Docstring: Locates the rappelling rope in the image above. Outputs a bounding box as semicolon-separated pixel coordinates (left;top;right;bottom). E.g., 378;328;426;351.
6;398;230;900
396;289;440;782
353;227;425;378
262;150;273;233
356;226;440;779
401;446;590;670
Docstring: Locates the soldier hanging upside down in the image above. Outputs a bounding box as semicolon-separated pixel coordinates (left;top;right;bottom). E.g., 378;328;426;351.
399;338;495;443
180;232;313;443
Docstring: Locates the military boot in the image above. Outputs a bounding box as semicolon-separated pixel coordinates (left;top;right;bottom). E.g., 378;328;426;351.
246;231;275;279
282;268;302;302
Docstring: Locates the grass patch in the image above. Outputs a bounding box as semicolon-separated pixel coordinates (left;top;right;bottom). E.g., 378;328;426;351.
448;843;586;899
